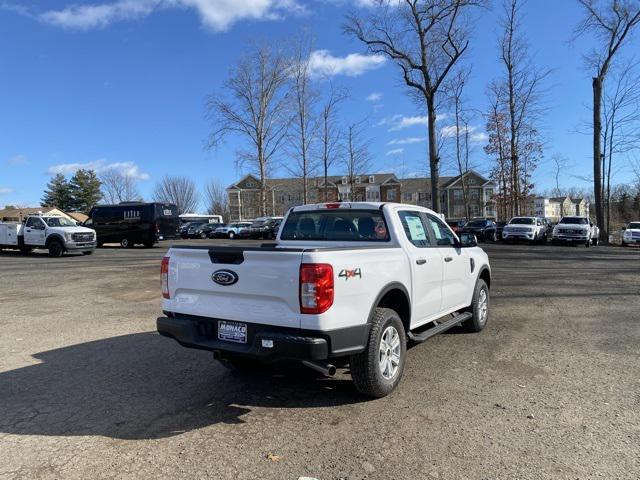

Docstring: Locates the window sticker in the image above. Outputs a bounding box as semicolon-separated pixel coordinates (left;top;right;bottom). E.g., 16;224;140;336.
406;216;427;241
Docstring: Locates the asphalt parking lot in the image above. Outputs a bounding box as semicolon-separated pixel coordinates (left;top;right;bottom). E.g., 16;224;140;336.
1;240;639;480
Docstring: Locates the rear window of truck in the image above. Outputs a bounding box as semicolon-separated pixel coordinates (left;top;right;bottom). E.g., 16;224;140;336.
281;209;390;242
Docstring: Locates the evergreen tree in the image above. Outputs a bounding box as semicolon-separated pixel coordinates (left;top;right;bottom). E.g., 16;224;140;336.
41;173;73;210
69;169;102;213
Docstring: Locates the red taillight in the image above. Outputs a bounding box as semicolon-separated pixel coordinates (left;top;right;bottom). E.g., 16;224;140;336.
325;203;341;209
299;263;334;314
161;256;170;299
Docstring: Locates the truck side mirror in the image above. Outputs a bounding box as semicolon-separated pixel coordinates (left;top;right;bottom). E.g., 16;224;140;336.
458;233;478;248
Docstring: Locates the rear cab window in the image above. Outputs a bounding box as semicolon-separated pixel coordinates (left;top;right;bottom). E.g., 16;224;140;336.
280;209;390;242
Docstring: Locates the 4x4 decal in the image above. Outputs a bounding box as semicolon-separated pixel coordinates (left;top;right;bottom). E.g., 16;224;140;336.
339;268;362;280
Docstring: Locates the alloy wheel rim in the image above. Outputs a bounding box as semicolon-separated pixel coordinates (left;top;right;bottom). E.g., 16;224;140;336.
379;326;401;380
478;289;488;325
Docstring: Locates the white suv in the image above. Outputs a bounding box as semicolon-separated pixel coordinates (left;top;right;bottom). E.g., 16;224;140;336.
501;217;548;243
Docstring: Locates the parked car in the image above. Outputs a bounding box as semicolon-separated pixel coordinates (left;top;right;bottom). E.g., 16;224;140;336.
0;215;96;257
551;216;599;247
87;202;179;248
446;220;466;235
212;222;252;239
181;222;207;239
621;221;640;247
460;219;497;242
157;202;491;398
502;217;548;243
194;222;224;239
248;217;283;239
495;221;508;239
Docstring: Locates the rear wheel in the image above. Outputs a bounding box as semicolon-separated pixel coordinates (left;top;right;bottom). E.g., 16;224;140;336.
47;240;64;258
350;308;406;398
120;238;132;248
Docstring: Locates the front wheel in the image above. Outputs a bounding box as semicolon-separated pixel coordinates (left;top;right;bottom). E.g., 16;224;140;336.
350;308;406;398
47;240;64;258
463;279;490;332
228;231;235;240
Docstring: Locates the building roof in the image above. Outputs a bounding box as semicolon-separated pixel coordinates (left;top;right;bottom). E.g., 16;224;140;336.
0;206;68;222
67;212;88;223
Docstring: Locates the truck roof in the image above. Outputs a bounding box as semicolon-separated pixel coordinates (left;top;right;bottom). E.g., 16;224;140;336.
290;201;440;216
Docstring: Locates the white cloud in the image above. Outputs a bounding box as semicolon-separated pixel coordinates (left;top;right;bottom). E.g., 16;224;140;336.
366;92;382;102
439;124;488;142
470;132;488;143
7;154;28;165
0;187;14;195
379;114;447;131
47;159;150;180
308;50;385;78
387;137;425;146
386;148;404;156
37;0;305;32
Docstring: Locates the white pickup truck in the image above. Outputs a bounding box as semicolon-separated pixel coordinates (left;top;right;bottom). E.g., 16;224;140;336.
551;216;600;247
157;202;491;397
0;214;96;257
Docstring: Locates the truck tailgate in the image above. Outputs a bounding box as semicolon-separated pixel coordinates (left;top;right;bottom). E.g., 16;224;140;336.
166;247;303;328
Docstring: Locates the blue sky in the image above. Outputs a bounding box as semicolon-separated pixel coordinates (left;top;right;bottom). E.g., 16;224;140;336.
0;0;637;209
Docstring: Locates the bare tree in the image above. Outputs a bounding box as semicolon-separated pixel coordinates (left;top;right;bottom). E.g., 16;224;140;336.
601;61;640;233
484;84;512;221
318;84;348;201
493;0;548;216
100;169;141;204
343;121;372;201
551;154;570;197
445;69;473;219
204;180;230;221
207;43;291;216
345;0;484;213
575;0;640;239
285;36;320;204
153;175;199;214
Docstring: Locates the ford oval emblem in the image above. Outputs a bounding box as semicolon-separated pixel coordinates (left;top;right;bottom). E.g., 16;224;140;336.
212;269;239;286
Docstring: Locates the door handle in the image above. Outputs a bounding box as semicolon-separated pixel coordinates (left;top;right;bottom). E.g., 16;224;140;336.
444;256;453;262
416;258;427;265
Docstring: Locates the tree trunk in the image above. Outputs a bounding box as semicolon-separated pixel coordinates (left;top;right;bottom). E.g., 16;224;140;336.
592;76;604;241
427;95;440;213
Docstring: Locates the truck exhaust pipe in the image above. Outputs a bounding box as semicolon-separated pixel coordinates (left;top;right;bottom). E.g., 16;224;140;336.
302;360;336;377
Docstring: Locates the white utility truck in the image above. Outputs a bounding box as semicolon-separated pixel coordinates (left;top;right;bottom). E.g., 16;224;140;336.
0;214;96;257
552;216;600;247
157;202;491;397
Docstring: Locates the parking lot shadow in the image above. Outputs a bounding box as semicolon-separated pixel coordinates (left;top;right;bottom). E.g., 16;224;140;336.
0;332;362;440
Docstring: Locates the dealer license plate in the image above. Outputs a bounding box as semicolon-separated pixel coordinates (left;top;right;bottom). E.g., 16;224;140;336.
218;320;247;344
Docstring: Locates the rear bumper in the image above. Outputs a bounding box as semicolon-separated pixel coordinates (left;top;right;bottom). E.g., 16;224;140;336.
157;314;368;360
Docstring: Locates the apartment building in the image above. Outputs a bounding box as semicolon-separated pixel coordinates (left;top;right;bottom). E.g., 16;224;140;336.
533;196;590;222
226;170;496;221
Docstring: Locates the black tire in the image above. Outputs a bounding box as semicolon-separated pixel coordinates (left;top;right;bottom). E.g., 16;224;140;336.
462;279;490;333
143;241;154;248
47;240;64;258
82;250;94;255
97;242;104;248
200;232;207;239
120;238;133;248
350;308;406;398
228;231;235;240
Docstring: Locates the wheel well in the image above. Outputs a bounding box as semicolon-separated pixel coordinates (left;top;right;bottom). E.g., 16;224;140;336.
479;268;491;289
376;288;411;333
45;235;64;246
